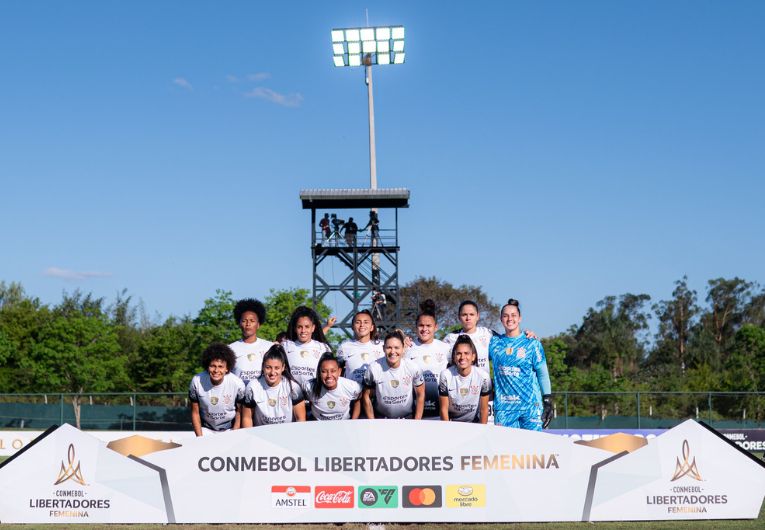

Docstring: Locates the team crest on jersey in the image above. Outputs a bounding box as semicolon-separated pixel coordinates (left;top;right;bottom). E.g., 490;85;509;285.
459;388;469;397
268;398;277;407
436;353;445;363
223;394;232;405
279;396;289;407
247;353;257;361
340;397;350;406
390;380;400;388
516;347;526;359
402;375;412;386
505;347;514;356
470;385;480;395
327;401;336;409
423;355;432;364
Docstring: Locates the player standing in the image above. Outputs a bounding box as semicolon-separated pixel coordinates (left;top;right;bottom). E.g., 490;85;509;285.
438;335;492;423
406;300;450;417
189;343;245;436
241;344;306;426
362;329;425;419
336;310;385;386
304;353;362;420
229;298;273;385
489;299;553;431
282;306;332;388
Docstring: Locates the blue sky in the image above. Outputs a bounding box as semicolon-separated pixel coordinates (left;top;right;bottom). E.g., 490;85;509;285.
1;1;763;336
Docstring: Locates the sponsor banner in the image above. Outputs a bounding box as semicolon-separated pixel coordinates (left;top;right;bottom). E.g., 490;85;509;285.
0;424;169;523
0;420;763;523
0;430;196;457
587;421;765;521
551;429;665;441
719;429;765;452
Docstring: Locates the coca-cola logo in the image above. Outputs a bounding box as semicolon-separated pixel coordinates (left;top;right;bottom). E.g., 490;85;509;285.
315;486;354;508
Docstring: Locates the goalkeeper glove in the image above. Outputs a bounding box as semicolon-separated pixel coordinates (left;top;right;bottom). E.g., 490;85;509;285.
542;394;553;429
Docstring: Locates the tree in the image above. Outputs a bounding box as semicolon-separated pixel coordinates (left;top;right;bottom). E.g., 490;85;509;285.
399;276;500;336
0;282;49;392
651;276;699;373
567;293;651;379
193;289;240;349
21;292;128;428
130;317;198;395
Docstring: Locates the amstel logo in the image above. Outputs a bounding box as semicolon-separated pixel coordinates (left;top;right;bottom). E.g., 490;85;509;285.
54;444;86;486
671;439;703;482
402;485;442;508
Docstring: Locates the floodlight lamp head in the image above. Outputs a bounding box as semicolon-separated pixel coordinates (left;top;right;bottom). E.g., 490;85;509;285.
331;25;405;68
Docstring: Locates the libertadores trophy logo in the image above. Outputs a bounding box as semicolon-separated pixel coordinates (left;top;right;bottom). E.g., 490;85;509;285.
54;443;86;486
671;439;702;482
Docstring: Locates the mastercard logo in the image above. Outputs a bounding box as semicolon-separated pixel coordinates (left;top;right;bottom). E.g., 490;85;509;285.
402;485;442;508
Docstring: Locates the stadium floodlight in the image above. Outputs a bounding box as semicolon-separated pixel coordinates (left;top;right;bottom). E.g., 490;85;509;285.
330;24;406;191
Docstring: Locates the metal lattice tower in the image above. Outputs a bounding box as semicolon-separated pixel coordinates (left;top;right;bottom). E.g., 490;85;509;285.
300;188;409;338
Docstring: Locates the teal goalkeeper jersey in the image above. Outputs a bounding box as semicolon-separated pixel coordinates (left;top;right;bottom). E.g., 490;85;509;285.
489;334;547;411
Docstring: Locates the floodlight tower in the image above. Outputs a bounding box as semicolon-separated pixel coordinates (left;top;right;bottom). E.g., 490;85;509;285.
331;24;405;289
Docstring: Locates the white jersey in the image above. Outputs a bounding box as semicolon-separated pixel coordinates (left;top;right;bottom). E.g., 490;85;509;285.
244;377;303;426
438;365;492;422
363;358;424;419
302;377;362;421
229;337;274;384
406;339;450;416
188;372;245;431
336;339;385;385
443;326;495;371
283;339;331;387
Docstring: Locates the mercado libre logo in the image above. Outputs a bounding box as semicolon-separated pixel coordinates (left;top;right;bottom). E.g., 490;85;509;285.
314;486;354;508
54;444;86;486
358;486;398;508
446;484;486;508
671;440;703;482
402;486;442;508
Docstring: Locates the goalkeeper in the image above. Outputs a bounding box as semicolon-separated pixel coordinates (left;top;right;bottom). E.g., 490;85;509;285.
488;298;553;431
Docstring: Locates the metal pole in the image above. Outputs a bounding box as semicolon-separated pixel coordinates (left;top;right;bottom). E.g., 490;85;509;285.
132;393;137;431
564;392;569;429
636;392;641;429
365;63;377;189
365;61;381;290
60;394;64;426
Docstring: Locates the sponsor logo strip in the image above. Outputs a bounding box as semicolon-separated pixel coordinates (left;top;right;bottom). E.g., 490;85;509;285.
271;485;311;508
446;484;486;508
358;486;398;508
314;486;354;508
402;485;442;508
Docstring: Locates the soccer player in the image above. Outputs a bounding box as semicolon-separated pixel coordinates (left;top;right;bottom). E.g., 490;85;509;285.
362;329;425;419
438;335;492;423
241;344;306;426
406;300;450;417
189;343;245;436
229;298;273;385
304;353;362;420
282;306;332;388
444;300;538;371
336;310;385;386
489;299;553;431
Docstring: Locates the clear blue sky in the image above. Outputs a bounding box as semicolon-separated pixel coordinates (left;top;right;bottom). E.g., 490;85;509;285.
1;1;763;336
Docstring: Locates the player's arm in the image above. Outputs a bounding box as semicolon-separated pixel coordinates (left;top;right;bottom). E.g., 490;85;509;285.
478;395;490;424
362;386;375;419
293;400;306;422
534;342;553;428
241;404;253;428
322;316;337;335
350;398;361;420
232;402;242;430
190;402;203;437
439;395;450;421
413;382;425;420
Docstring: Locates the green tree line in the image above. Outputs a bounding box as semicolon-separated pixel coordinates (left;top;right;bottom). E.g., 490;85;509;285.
0;276;763;421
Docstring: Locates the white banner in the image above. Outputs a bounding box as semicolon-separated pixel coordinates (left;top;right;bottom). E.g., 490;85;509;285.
0;430;196;457
0;420;762;523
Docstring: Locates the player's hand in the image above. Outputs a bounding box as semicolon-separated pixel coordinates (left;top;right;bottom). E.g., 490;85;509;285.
403;335;413;350
524;329;538;339
326;316;337;328
542;394;553;429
